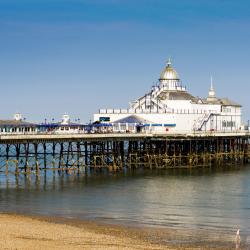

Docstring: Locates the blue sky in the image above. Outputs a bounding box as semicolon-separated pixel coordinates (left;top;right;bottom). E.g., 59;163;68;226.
0;0;250;122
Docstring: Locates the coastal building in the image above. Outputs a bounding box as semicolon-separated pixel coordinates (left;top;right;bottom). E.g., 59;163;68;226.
94;59;242;133
38;114;85;134
0;113;38;134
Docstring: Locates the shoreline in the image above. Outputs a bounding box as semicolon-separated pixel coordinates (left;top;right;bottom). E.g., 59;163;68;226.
0;213;237;249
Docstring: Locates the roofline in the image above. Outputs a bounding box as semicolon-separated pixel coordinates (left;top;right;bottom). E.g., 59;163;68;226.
159;78;180;81
221;104;242;107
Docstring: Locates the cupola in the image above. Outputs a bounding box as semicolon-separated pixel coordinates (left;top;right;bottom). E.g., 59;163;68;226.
159;58;179;81
158;58;185;91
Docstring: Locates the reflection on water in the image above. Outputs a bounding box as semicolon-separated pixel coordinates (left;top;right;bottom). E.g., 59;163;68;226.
1;166;250;236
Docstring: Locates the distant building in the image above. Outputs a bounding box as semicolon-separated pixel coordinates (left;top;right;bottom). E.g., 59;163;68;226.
38;114;85;134
0;113;37;134
94;59;242;133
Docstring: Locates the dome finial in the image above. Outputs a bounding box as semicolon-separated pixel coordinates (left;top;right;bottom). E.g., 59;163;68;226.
167;57;172;66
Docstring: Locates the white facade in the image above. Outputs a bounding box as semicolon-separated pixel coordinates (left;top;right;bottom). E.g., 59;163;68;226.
53;114;84;134
94;60;242;133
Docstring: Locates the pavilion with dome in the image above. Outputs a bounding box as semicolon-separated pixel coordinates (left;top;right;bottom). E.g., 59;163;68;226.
94;59;242;133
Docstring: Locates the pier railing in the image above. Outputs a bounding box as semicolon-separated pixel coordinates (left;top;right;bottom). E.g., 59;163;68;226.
0;129;248;139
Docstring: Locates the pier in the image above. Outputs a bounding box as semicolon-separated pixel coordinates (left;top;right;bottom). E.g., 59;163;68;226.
0;131;249;176
0;60;248;176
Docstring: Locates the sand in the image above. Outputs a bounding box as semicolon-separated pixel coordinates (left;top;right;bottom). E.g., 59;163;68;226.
0;214;172;250
0;213;235;250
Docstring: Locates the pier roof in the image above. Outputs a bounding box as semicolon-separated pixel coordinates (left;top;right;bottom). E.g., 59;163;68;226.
201;97;242;107
38;122;84;128
219;98;242;107
113;115;153;124
0;120;36;127
159;91;197;101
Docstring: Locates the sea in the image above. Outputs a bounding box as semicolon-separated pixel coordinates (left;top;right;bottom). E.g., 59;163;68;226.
1;165;250;247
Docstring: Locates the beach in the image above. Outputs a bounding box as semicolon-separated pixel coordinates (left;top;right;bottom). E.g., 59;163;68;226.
0;213;236;250
0;213;164;250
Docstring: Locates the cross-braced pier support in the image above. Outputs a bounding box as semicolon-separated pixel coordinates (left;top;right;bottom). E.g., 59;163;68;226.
0;135;249;176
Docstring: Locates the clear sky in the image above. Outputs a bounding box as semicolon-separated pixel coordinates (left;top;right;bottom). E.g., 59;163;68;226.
0;0;250;123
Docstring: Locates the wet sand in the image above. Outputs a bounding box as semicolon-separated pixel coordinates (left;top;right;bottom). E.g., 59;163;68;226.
0;213;236;249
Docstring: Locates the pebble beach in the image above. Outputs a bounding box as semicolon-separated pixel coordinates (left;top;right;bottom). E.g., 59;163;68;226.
0;213;237;250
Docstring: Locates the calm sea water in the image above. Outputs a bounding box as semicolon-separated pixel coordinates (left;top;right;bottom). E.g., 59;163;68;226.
1;165;250;235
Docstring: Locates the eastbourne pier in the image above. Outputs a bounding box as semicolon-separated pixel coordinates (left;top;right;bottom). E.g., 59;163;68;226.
0;59;249;175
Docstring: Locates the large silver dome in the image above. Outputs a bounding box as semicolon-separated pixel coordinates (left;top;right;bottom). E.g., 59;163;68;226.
159;59;179;80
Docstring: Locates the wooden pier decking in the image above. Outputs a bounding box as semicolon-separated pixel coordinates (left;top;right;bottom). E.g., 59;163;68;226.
0;130;249;142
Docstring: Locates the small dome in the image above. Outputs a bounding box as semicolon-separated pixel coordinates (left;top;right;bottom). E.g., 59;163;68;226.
62;114;70;124
14;113;22;121
160;59;179;80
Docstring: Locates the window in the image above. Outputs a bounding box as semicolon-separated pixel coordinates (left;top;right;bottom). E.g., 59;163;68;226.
222;121;235;127
99;117;110;122
223;107;231;113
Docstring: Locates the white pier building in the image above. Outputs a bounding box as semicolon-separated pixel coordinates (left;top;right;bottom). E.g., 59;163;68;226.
94;60;242;133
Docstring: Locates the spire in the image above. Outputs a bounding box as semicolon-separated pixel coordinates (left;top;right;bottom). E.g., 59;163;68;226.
210;76;214;91
207;76;216;101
